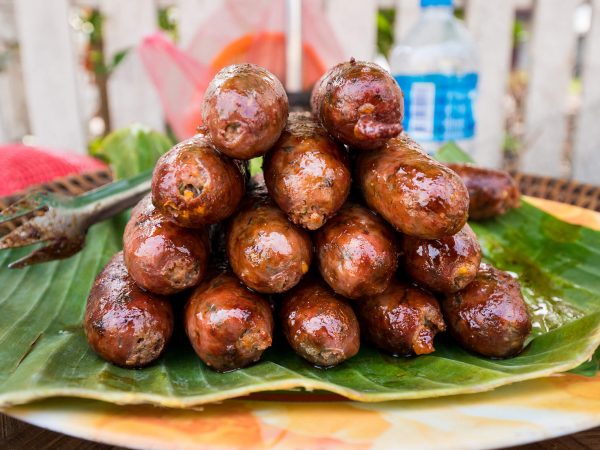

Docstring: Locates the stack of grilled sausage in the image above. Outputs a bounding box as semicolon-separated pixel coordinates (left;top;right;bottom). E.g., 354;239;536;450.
84;61;529;372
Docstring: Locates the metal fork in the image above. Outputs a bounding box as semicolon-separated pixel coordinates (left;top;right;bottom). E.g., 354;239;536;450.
0;170;151;269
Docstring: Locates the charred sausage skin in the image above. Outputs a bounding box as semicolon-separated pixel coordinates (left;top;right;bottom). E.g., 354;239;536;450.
84;252;174;368
281;277;360;367
357;279;446;356
264;112;351;230
184;272;274;372
226;193;312;294
442;263;532;358
446;163;520;220
311;59;403;150
123;195;210;295
315;203;398;299
202;64;288;160
403;223;481;294
152;133;245;228
356;134;469;239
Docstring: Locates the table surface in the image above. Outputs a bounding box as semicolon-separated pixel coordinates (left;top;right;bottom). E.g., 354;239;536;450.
1;413;599;449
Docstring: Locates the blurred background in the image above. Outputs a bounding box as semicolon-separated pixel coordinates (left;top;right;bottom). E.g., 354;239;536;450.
0;0;598;184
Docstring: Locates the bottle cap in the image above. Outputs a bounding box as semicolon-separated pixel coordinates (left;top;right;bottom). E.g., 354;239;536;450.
421;0;453;7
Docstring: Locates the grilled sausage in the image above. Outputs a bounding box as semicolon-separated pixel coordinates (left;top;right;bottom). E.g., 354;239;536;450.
442;263;532;358
84;252;174;367
311;59;403;150
315;203;398;299
201;64;288;160
357;279;446;356
152;133;245;228
264;112;351;230
356;134;469;239
445;163;520;220
123;195;210;295
226;193;312;294
184;272;274;372
403;223;481;294
281;277;360;367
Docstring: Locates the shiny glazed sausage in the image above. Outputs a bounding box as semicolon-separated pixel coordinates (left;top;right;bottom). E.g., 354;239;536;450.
356;134;469;239
357;279;446;356
403;223;481;294
281;277;360;367
184;272;274;372
201;64;288;160
442;263;532;358
226;193;312;294
152;134;245;228
315;203;399;299
445;163;520;220
84;252;174;368
264;112;351;230
311;59;403;150
123;195;210;295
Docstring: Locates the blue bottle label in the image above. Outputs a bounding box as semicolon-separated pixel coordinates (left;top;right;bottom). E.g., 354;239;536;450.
395;73;478;142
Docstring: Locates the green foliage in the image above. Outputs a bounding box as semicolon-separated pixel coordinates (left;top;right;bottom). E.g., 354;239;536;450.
158;7;179;42
503;134;521;155
83;9;103;46
377;9;396;58
80;9;129;76
249;157;263;177
513;19;529;46
89;124;174;179
434;141;475;163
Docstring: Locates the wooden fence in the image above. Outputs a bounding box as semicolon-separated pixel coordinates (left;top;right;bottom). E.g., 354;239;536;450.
0;0;598;183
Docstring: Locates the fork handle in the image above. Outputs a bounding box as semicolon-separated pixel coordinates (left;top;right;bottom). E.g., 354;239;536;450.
75;169;152;224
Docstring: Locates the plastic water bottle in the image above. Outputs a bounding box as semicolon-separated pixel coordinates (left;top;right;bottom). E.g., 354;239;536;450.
390;0;479;154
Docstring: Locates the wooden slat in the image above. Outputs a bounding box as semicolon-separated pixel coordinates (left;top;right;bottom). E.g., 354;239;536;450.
521;0;578;177
394;0;420;42
573;0;600;183
324;0;378;61
14;0;87;152
1;57;29;144
466;0;515;168
0;0;27;144
177;0;224;48
101;0;164;131
0;78;7;143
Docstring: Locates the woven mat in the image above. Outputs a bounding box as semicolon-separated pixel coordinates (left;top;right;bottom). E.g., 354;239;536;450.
513;172;600;212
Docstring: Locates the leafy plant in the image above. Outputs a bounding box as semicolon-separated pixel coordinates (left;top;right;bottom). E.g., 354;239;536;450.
81;9;130;77
249;157;263;177
377;9;395;58
90;124;173;179
158;7;179;42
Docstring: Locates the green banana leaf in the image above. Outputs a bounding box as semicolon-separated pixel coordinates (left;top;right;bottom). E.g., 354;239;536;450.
0;146;598;407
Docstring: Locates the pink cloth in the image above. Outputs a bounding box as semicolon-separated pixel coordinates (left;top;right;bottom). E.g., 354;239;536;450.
0;145;107;196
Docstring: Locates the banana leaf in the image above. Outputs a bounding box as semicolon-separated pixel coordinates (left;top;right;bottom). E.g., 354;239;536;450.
0;146;598;407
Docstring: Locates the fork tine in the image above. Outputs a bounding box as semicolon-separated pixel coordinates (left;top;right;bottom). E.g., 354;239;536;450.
0;192;49;224
8;238;85;269
0;219;51;250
